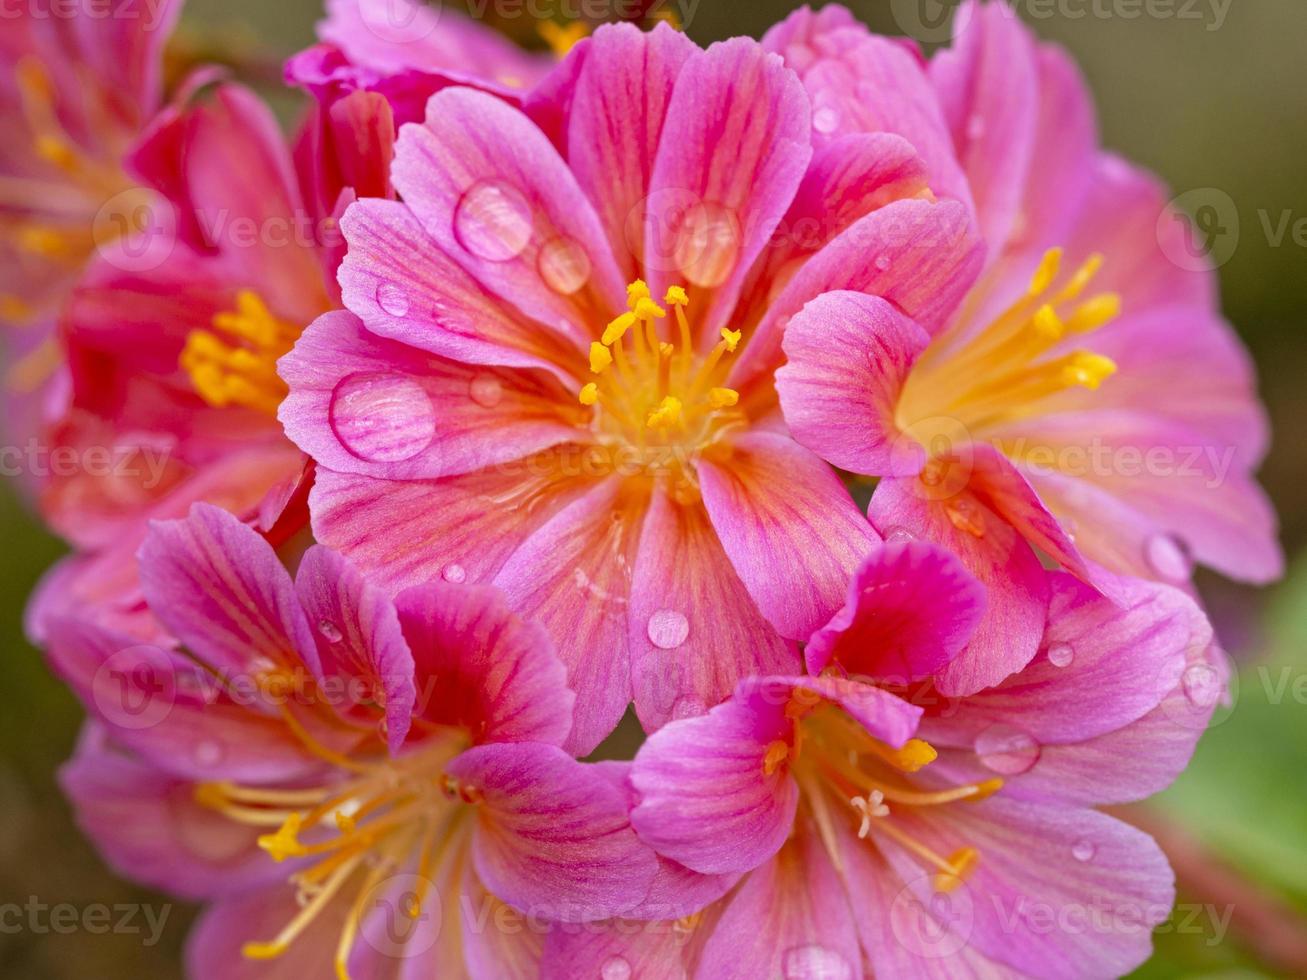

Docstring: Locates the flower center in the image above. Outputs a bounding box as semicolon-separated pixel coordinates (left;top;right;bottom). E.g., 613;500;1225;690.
897;247;1121;443
195;691;473;978
773;700;1001;894
578;280;744;483
181;290;300;415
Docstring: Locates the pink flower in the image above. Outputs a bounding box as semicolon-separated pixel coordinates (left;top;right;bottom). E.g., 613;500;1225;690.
774;1;1280;692
53;503;658;977
0;0;181;441
595;541;1219;979
27;81;338;642
280;20;984;752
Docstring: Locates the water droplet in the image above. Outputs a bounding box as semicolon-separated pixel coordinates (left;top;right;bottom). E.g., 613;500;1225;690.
966;114;986;141
468;373;503;408
375;280;410;317
1072;839;1096;862
675;201;740;288
1145;532;1192;583
193;739;224;768
975;723;1041;775
600;956;632;980
330;373;436;463
671;695;707;720
1182;662;1221;708
782;943;854;980
874;254;891;272
1046;642;1075;668
441;563;467;584
647;609;690;650
453;179;533;262
884;525;916;544
318;620;343;643
537;236;591;294
812;107;840;135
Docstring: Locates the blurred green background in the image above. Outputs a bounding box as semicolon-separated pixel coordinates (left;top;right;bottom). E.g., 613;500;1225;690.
2;0;1306;976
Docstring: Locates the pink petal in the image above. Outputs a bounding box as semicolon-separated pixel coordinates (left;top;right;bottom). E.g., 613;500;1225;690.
393;582;574;747
698;431;880;640
448;741;660;921
806;540;985;684
567;22;698;282
391;87;627;338
136;503;319;678
542;923;687;980
776;289;931;477
869;473;1049;695
185;884;345;980
294;545;416;753
628;487;799;733
278;310;583;480
644;37;812;331
492;478;644;755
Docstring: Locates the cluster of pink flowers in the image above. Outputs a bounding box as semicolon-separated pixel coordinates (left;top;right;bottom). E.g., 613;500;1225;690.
3;0;1279;976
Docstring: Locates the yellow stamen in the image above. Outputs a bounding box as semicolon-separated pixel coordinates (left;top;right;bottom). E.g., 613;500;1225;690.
579;382;598;406
935;847;980;893
181;290;299;416
626;279;651;308
602;311;635;346
589;342;612;374
257;813;307;862
719;327;741;352
708;387;739;409
1029;247;1063;295
664;286;689;307
1061;351;1117;390
646;395;682;430
763;740;790;776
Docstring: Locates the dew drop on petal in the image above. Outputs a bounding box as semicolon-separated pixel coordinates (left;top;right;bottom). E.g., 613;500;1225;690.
1072;839;1096;863
1182;662;1222;708
782;944;854;980
454;179;533;262
1046;642;1075;668
812;107;840;135
1145;532;1192;582
376;280;410;317
441;563;467;584
675;201;739;288
468;373;504;408
318;620;343;643
537;236;591;294
601;957;632;980
330;373;436;463
647;609;690;650
975;723;1041;776
874;254;891;272
193;739;224;768
884;525;915;544
671;695;707;721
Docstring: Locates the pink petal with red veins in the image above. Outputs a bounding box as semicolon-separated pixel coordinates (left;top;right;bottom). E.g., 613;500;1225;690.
628;487;799;733
393;582;573;747
698;431;880;640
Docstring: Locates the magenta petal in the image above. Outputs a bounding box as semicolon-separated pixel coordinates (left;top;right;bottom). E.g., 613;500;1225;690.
449;742;659;922
393;582;574;747
185;884;343;980
136;503;319;678
806;540;985;684
869;475;1049;695
698;431;880;640
629;488;799;733
777;289;931;477
391;87;627;335
278;310;581;480
294;545;416;753
629;696;798;876
644;36;812;330
542;923;687;980
567;22;698;281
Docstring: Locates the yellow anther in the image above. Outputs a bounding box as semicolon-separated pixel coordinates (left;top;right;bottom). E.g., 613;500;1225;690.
935;847;980;893
763;740;790;776
602;311;636;345
633;296;666;320
887;738;938;773
589;341;613;373
708;387;739;409
626;279;651;307
538;20;590;58
1029;248;1063;295
1031;304;1064;340
967;777;1004;802
1062;352;1117;390
720;328;741;352
193;782;227;809
242;941;289;960
579;382;599;406
334;810;357;834
257;813;307;863
664;285;689;307
1066;293;1121;334
1060;253;1105;301
646;395;682;429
